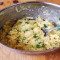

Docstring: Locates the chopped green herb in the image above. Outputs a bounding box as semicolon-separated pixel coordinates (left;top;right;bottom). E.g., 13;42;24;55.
24;19;26;20
36;36;40;40
23;28;30;33
23;28;34;33
54;41;58;45
22;30;25;33
17;29;20;32
32;45;34;48
33;33;40;40
17;22;22;24
36;44;42;48
23;30;27;33
25;22;29;24
33;22;36;24
24;18;26;20
33;33;37;38
26;29;30;31
25;29;29;31
23;37;26;40
43;24;48;28
31;28;34;30
25;28;34;31
22;37;26;42
57;27;60;30
36;42;42;48
53;47;55;49
45;48;48;50
17;38;22;43
12;28;20;32
38;42;42;44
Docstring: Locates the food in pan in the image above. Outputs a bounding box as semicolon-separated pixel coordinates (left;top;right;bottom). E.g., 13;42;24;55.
0;16;60;51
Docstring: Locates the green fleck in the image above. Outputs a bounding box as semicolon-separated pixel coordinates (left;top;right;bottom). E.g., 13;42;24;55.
17;29;20;32
17;38;22;43
25;28;30;31
33;33;37;38
33;33;40;40
36;42;42;48
24;18;26;20
45;48;48;50
32;45;34;48
22;37;26;42
23;30;25;33
43;24;48;28
25;22;29;24
37;45;41;48
36;36;40;40
22;30;26;33
23;37;26;40
31;28;34;30
33;22;36;24
54;41;58;45
17;22;22;24
57;27;60;30
23;28;30;33
24;19;26;20
38;42;41;44
53;47;55;49
13;28;20;32
25;28;34;31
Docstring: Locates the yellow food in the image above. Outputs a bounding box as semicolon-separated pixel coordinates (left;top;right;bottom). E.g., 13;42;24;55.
0;17;60;51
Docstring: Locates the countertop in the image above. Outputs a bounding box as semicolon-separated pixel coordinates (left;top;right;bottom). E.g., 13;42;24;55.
0;0;60;60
